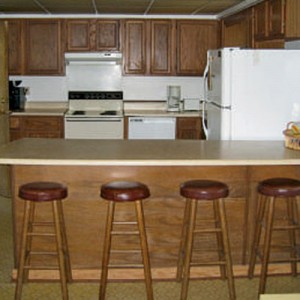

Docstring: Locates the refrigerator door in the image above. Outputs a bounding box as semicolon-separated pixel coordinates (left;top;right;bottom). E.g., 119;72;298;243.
204;48;232;140
229;49;300;140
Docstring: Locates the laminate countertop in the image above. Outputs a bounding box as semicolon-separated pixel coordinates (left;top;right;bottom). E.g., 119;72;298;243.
0;138;299;166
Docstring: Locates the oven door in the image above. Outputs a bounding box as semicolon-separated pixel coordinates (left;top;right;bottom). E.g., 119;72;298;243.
64;117;124;139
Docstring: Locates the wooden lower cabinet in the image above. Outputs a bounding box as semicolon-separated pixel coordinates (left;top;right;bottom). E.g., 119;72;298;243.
176;117;203;139
9;115;64;141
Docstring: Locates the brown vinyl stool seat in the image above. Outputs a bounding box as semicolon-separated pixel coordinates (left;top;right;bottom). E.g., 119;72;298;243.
99;181;153;300
177;180;236;300
15;182;72;300
248;177;300;297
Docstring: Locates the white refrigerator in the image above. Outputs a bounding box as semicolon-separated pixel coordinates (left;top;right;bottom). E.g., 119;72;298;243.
202;48;300;140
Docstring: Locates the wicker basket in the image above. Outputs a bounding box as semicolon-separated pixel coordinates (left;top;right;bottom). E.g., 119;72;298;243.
283;122;300;150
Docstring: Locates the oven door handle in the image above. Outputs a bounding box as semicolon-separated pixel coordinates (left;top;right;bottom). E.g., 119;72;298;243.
65;118;123;122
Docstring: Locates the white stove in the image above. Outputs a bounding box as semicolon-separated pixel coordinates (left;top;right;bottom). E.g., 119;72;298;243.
64;91;124;139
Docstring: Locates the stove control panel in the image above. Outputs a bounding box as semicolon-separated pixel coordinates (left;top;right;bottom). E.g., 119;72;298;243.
68;91;123;100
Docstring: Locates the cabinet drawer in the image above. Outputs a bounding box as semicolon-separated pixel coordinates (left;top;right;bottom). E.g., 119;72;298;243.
9;117;20;129
23;116;62;131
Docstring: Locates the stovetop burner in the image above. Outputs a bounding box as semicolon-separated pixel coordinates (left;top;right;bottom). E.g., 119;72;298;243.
100;110;117;116
72;110;85;115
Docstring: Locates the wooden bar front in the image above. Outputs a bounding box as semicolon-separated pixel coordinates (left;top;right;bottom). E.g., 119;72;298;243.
11;163;300;281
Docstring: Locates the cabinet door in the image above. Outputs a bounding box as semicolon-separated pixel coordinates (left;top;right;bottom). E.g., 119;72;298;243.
222;9;253;48
24;20;63;75
176;21;219;76
66;20;92;51
8;20;24;75
150;20;175;75
254;1;268;40
268;0;285;38
285;0;300;39
123;20;147;74
95;20;119;51
176;117;203;140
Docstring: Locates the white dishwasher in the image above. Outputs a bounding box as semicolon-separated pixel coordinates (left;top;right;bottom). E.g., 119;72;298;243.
128;117;176;139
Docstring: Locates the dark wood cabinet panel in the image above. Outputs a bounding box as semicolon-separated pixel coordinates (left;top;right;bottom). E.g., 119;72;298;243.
9;115;64;141
176;117;203;140
24;20;63;75
254;1;268;40
123;20;147;74
95;20;119;51
222;9;253;48
268;0;285;38
150;20;175;75
66;20;92;51
7;20;24;75
176;20;219;76
285;0;300;39
66;19;120;52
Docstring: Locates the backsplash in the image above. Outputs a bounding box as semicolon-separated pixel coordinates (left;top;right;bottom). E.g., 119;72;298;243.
9;75;204;102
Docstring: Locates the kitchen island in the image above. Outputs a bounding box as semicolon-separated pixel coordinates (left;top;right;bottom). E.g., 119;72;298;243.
0;138;300;281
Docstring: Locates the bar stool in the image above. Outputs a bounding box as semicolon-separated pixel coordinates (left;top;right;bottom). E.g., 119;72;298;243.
176;180;236;300
15;181;72;300
248;177;300;296
99;181;153;300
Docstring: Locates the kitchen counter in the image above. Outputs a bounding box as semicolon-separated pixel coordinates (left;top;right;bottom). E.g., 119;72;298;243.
0;138;298;166
10;101;67;116
2;139;300;282
124;109;202;117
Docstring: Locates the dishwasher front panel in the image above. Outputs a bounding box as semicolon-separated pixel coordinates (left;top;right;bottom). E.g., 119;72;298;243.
128;117;176;139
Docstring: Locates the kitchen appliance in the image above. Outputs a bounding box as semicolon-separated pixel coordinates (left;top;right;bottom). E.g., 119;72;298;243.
64;91;124;139
167;85;181;112
128;117;176;139
65;52;122;64
9;80;26;111
203;48;300;140
182;98;201;111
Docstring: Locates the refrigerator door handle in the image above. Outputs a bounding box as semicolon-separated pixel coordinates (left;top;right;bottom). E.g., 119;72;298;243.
209;101;231;110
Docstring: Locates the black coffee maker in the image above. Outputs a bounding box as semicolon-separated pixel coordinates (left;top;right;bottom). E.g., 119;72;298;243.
9;80;26;111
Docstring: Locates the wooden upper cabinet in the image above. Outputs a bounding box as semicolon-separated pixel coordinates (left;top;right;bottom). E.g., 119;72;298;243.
254;0;285;41
123;20;146;74
176;20;219;76
66;20;92;51
285;0;300;39
221;9;253;48
95;20;119;51
268;0;285;38
8;20;24;75
254;1;268;40
150;20;175;75
24;19;63;75
66;19;120;51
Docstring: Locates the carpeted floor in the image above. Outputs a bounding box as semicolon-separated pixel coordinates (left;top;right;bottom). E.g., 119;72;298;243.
1;195;300;300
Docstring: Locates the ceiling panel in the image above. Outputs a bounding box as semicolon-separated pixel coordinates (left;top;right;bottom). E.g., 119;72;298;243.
0;0;254;16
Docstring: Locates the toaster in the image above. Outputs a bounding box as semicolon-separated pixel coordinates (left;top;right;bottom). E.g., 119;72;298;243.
182;98;201;111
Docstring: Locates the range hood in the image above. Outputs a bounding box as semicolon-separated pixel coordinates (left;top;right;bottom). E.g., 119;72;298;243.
65;52;122;65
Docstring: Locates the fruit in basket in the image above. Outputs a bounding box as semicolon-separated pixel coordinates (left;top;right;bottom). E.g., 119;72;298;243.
291;123;300;134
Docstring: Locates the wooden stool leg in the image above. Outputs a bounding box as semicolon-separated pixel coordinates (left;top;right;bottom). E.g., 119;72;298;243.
180;199;197;300
15;201;31;300
57;201;72;282
248;194;267;278
217;198;236;300
99;201;115;300
52;201;69;300
213;199;226;279
135;200;153;300
287;197;298;276
258;196;275;296
176;198;192;281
